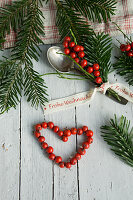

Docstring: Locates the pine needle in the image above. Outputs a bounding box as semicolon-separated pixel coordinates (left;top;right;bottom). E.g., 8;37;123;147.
101;115;133;167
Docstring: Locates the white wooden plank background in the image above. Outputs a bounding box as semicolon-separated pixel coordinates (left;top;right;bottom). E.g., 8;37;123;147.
0;35;133;200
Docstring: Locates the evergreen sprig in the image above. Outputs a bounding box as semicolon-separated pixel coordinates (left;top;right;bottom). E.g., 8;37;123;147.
0;0;48;113
84;32;112;83
64;0;117;23
0;0;30;44
101;115;133;167
114;54;133;86
55;0;93;42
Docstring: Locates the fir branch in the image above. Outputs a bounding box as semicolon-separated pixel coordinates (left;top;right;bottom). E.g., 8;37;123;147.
101;115;133;167
24;64;48;108
113;54;133;86
55;0;93;42
64;0;117;23
0;60;22;111
84;32;112;82
0;0;48;112
0;0;30;42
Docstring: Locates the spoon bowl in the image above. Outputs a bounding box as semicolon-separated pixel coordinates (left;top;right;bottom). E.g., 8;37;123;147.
47;46;74;73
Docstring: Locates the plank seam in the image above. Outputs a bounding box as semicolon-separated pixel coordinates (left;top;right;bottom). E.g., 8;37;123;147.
19;101;22;200
75;107;80;200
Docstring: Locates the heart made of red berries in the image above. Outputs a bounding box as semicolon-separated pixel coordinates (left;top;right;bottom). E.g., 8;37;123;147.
34;122;93;169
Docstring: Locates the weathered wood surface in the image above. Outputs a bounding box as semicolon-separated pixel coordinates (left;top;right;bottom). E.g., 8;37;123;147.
0;36;133;200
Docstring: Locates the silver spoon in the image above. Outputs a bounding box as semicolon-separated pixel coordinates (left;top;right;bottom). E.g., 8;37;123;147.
47;46;74;73
47;46;128;105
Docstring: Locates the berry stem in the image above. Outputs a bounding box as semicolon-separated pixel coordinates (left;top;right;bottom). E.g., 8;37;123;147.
113;22;132;43
57;52;95;81
70;28;77;45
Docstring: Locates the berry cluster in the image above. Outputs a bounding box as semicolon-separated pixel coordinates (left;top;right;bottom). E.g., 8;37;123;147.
34;122;93;169
120;42;133;57
63;36;102;84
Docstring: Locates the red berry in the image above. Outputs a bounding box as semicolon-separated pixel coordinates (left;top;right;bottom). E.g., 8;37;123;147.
95;77;102;84
71;128;77;135
82;142;90;149
55;156;62;163
64;36;71;42
88;137;93;144
59;162;65;168
49;153;55;160
63;41;69;48
75;153;81;160
65;162;71;168
80;59;87;67
64;48;70;55
42;142;48;149
70;52;76;59
127;51;133;57
78;51;85;58
87;67;93;74
78;148;86;155
41;122;47;129
70;158;77;165
74;58;80;63
125;44;131;51
82;126;88;132
46;146;54;153
53;126;59;133
64;129;71;137
77;128;83;135
131;42;133;48
62;136;68;142
69;42;75;48
94;70;100;77
38;136;45;143
93;63;100;70
35;124;42;131
80;46;84;51
48;122;54;129
86;130;93;137
34;131;41;138
73;45;81;52
57;130;63;137
120;44;125;52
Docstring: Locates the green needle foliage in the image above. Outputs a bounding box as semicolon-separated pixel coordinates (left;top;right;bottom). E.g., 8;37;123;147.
101;115;133;167
64;0;117;23
0;0;48;113
55;0;93;42
0;0;30;44
0;0;117;113
114;54;133;86
84;33;112;83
